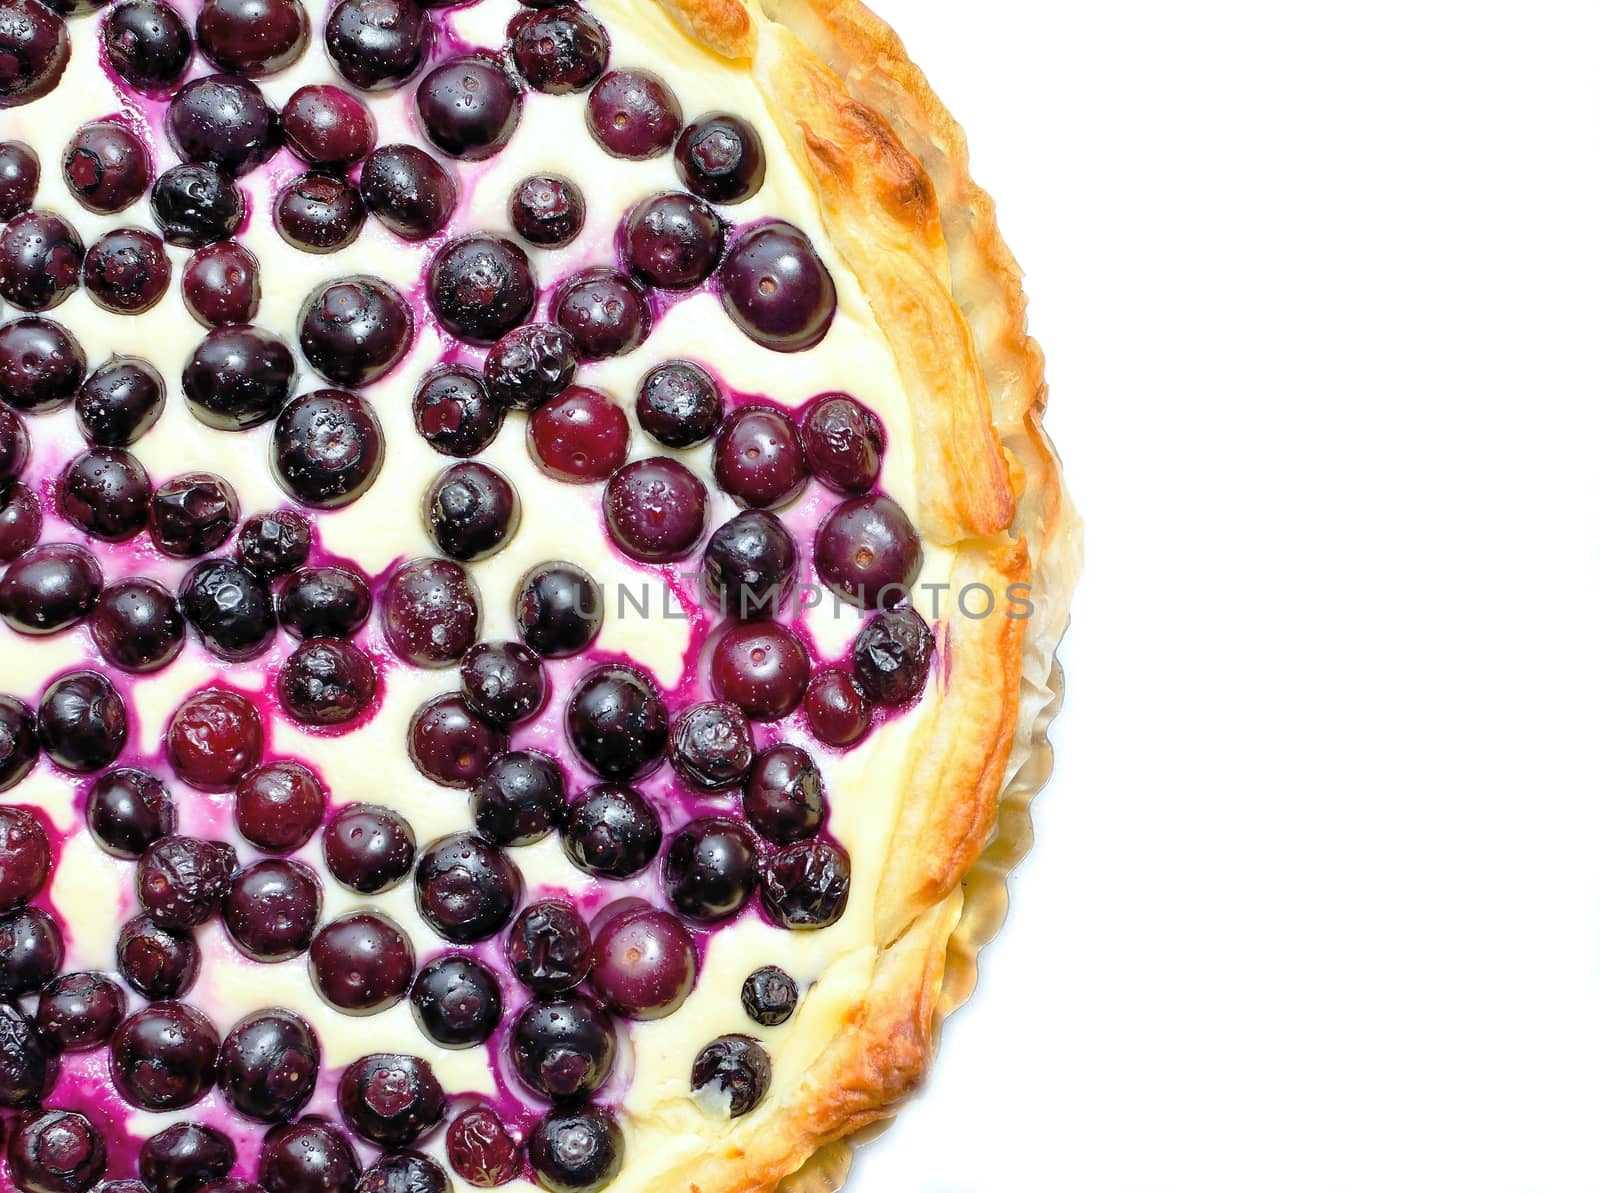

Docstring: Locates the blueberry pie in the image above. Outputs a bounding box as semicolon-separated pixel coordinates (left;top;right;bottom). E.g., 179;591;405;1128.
0;0;1077;1189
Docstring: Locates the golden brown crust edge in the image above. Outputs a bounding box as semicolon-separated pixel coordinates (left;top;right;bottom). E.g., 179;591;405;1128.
645;1;1083;1190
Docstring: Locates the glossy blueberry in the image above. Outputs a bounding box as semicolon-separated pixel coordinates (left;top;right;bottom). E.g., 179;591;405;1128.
528;384;628;483
0;999;56;1109
222;858;321;961
408;954;500;1048
279;565;370;638
851;605;934;705
760;839;851;930
110;1001;220;1111
282;83;375;166
310;911;414;1014
276;172;365;253
170;559;273;664
708;620;811;721
139;1122;236;1193
527;1107;622;1193
664;818;757;924
278;638;377;726
237;508;311;576
424;461;519;561
236;760;325;852
408;694;504;788
815;494;922;608
0;314;83;411
0;905;60;994
803;667;871;747
460;639;544;726
83;227;170;313
355;1153;450;1193
167;75;281;177
702;509;797;618
589;899;695;1020
38;670;125;771
383;557;481;667
359;143;455;239
323;802;414;893
800;393;882;494
636;359;721;448
515;560;600;657
196;0;308;77
691;1034;770;1117
471;749;562;846
667;701;753;790
602;456;707;563
0;405;24;482
62;122;150;214
0;805;46;907
509;173;584;248
115;913;198;999
624;191;722;290
182;324;296;431
217;1007;319;1122
0;0;68;109
412;366;502;457
566;664;668;781
426;234;535;344
560;784;660;880
338;1053;445;1148
413;832;521;943
0;480;39;559
6;1109;105;1193
0;543;101;633
552;269;648;360
740;965;798;1026
675;113;765;205
416;56;520;161
743;743;825;843
504;897;590;993
510;5;606;93
585;68;679;159
85;768;172;858
324;0;432;90
102;0;193;92
0;696;36;788
77;356;165;444
165;686;262;790
0;140;38;218
444;1106;518;1187
182;240;259;328
0;210;82;311
299;275;412;385
149;471;239;557
510;993;615;1101
271;388;385;510
152;163;246;247
137;834;234;928
719;222;836;352
57;447;151;541
483;321;574;411
257;1120;358;1193
713;405;807;509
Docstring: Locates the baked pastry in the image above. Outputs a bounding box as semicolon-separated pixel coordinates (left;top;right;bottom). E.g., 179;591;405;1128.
0;0;1079;1189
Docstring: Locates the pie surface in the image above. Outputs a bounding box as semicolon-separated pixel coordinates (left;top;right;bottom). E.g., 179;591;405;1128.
0;0;1067;1190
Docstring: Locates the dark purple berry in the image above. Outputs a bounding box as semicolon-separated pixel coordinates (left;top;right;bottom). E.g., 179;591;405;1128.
38;670;125;771
510;5;606;94
0;543;101;633
0;905;57;994
149;471;239;557
278;564;370;638
110;1001;220;1111
761;838;850;929
83;226;170;313
814;493;922;607
85;768;172;858
675;112;765;205
310;911;413;1013
585;68;679;159
483;321;574;411
236;508;311;576
323;802;413;893
0;695;36;788
741;965;798;1025
667;701;752;791
552;269;648;360
852;605;934;705
412;366;502;456
460;639;544;725
6;1109;105;1193
803;667;871;746
691;1034;770;1117
279;638;377;726
182;240;259;326
0;480;38;559
0;314;82;410
0;0;68;109
102;0;193;92
425;461;519;561
470;750;562;846
504;897;590;993
713;404;807;509
636;359;720;448
0;210;81;311
165;686;262;789
515;560;600;657
167;75;281;176
139;1123;235;1193
282;83;375;166
416;56;520;161
445;1107;518;1188
0;140;38;218
0;999;56;1108
624;191;722;290
409;954;500;1048
528;384;628;482
527;1107;621;1193
76;356;165;444
408;693;504;787
116;914;197;998
137;834;233;928
196;0;308;77
427;234;535;343
565;663;667;781
708;620;811;721
299;275;413;385
0;805;47;907
664;817;756;923
800;393;882;494
702;509;797;618
276;172;365;253
325;0;432;90
413;832;521;943
743;743;825;843
152;163;245;247
271;388;385;509
355;1153;450;1193
257;1119;358;1193
217;1008;320;1122
0;405;23;481
57;447;151;540
509;173;583;248
182;324;296;430
222;858;321;961
602;456;706;563
359;143;455;239
179;556;277;660
382;557;480;667
235;760;325;852
719;221;836;352
589;900;695;1020
560;783;660;880
510;993;615;1100
338;1053;444;1149
62;122;149;214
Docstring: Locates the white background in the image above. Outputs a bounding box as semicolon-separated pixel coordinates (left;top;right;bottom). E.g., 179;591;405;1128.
849;2;1600;1190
